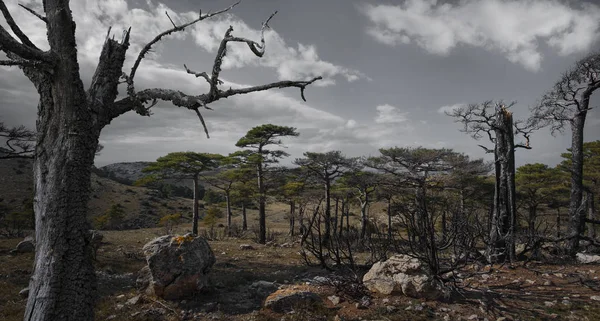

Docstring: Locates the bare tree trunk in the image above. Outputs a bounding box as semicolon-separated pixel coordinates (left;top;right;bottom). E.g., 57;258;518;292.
242;203;247;231
333;198;339;236
323;181;331;244
387;197;392;241
359;194;369;239
24;13;99;318
589;194;597;239
487;107;517;263
192;175;200;235
225;192;232;237
339;199;346;237
568;113;587;255
556;207;561;238
289;200;296;236
257;161;266;244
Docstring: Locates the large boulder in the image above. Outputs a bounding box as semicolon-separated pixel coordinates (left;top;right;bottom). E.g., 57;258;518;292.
137;234;215;300
362;254;448;300
576;253;600;264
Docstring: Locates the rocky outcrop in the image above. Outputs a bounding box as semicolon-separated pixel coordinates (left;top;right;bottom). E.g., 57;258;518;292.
137;234;215;300
363;254;448;300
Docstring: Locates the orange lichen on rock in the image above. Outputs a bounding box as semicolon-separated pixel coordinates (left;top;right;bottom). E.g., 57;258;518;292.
172;234;194;245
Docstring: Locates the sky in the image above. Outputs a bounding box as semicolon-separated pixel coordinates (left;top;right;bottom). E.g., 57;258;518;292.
1;0;599;168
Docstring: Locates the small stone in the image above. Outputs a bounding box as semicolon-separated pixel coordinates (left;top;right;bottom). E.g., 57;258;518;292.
19;287;29;299
562;300;570;305
382;298;390;304
591;296;600;301
444;315;451;321
468;315;479;320
554;273;564;278
385;305;396;312
239;244;255;250
543;280;553;286
126;295;142;305
439;307;451;312
525;279;535;285
115;304;124;310
328;295;341;305
544;301;556;307
414;304;424;311
116;294;125;299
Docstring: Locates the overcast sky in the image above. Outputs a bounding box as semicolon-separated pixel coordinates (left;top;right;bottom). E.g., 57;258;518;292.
1;0;599;167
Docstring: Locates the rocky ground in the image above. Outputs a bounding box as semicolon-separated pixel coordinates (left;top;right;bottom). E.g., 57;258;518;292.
2;226;600;321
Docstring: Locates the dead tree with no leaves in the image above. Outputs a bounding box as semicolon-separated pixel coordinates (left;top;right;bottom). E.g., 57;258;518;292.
530;52;600;256
448;101;534;263
0;2;321;320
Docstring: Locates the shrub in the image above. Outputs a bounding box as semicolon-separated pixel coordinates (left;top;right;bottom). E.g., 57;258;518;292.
159;212;182;234
94;203;126;230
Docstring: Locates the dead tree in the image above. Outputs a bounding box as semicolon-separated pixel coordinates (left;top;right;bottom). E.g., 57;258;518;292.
530;52;600;256
448;101;534;263
0;2;321;320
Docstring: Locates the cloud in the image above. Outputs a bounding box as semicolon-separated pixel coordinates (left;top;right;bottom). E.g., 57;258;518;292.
437;103;466;114
374;104;409;124
361;0;600;71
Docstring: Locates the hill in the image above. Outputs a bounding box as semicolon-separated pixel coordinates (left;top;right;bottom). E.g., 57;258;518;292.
0;158;194;230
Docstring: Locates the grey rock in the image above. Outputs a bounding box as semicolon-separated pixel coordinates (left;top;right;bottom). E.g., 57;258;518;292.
137;234;215;300
239;244;255;251
363;254;449;300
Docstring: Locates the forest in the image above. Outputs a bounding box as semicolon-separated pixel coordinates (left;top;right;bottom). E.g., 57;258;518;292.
1;1;600;321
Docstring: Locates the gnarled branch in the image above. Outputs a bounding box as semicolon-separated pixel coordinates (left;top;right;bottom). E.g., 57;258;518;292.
18;3;47;23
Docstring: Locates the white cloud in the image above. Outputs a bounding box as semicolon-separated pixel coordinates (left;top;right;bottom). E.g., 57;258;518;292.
362;0;600;71
437;103;466;114
374;104;409;124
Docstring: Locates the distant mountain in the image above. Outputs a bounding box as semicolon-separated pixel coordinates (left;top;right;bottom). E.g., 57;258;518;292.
98;162;153;185
99;161;222;189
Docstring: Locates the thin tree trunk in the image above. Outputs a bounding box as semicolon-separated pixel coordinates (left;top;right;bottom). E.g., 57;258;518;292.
556;207;561;238
568;113;587;255
242;203;247;231
360;193;369;239
324;181;331;244
333;198;339;236
387;197;392;241
257;160;266;244
225;192;232;237
339;199;346;237
289;200;296;236
587;192;596;239
192;175;199;235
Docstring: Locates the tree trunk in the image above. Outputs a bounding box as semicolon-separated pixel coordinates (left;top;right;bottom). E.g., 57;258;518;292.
257;161;266;244
242;202;247;231
192;175;199;235
528;205;537;246
323;180;331;245
24;15;99;320
225;192;232;237
387;197;392;241
289;200;296;236
567;113;587;255
587;192;596;239
360;193;369;239
333;198;339;236
339;198;346;237
441;209;447;241
556;207;561;238
487;107;516;263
